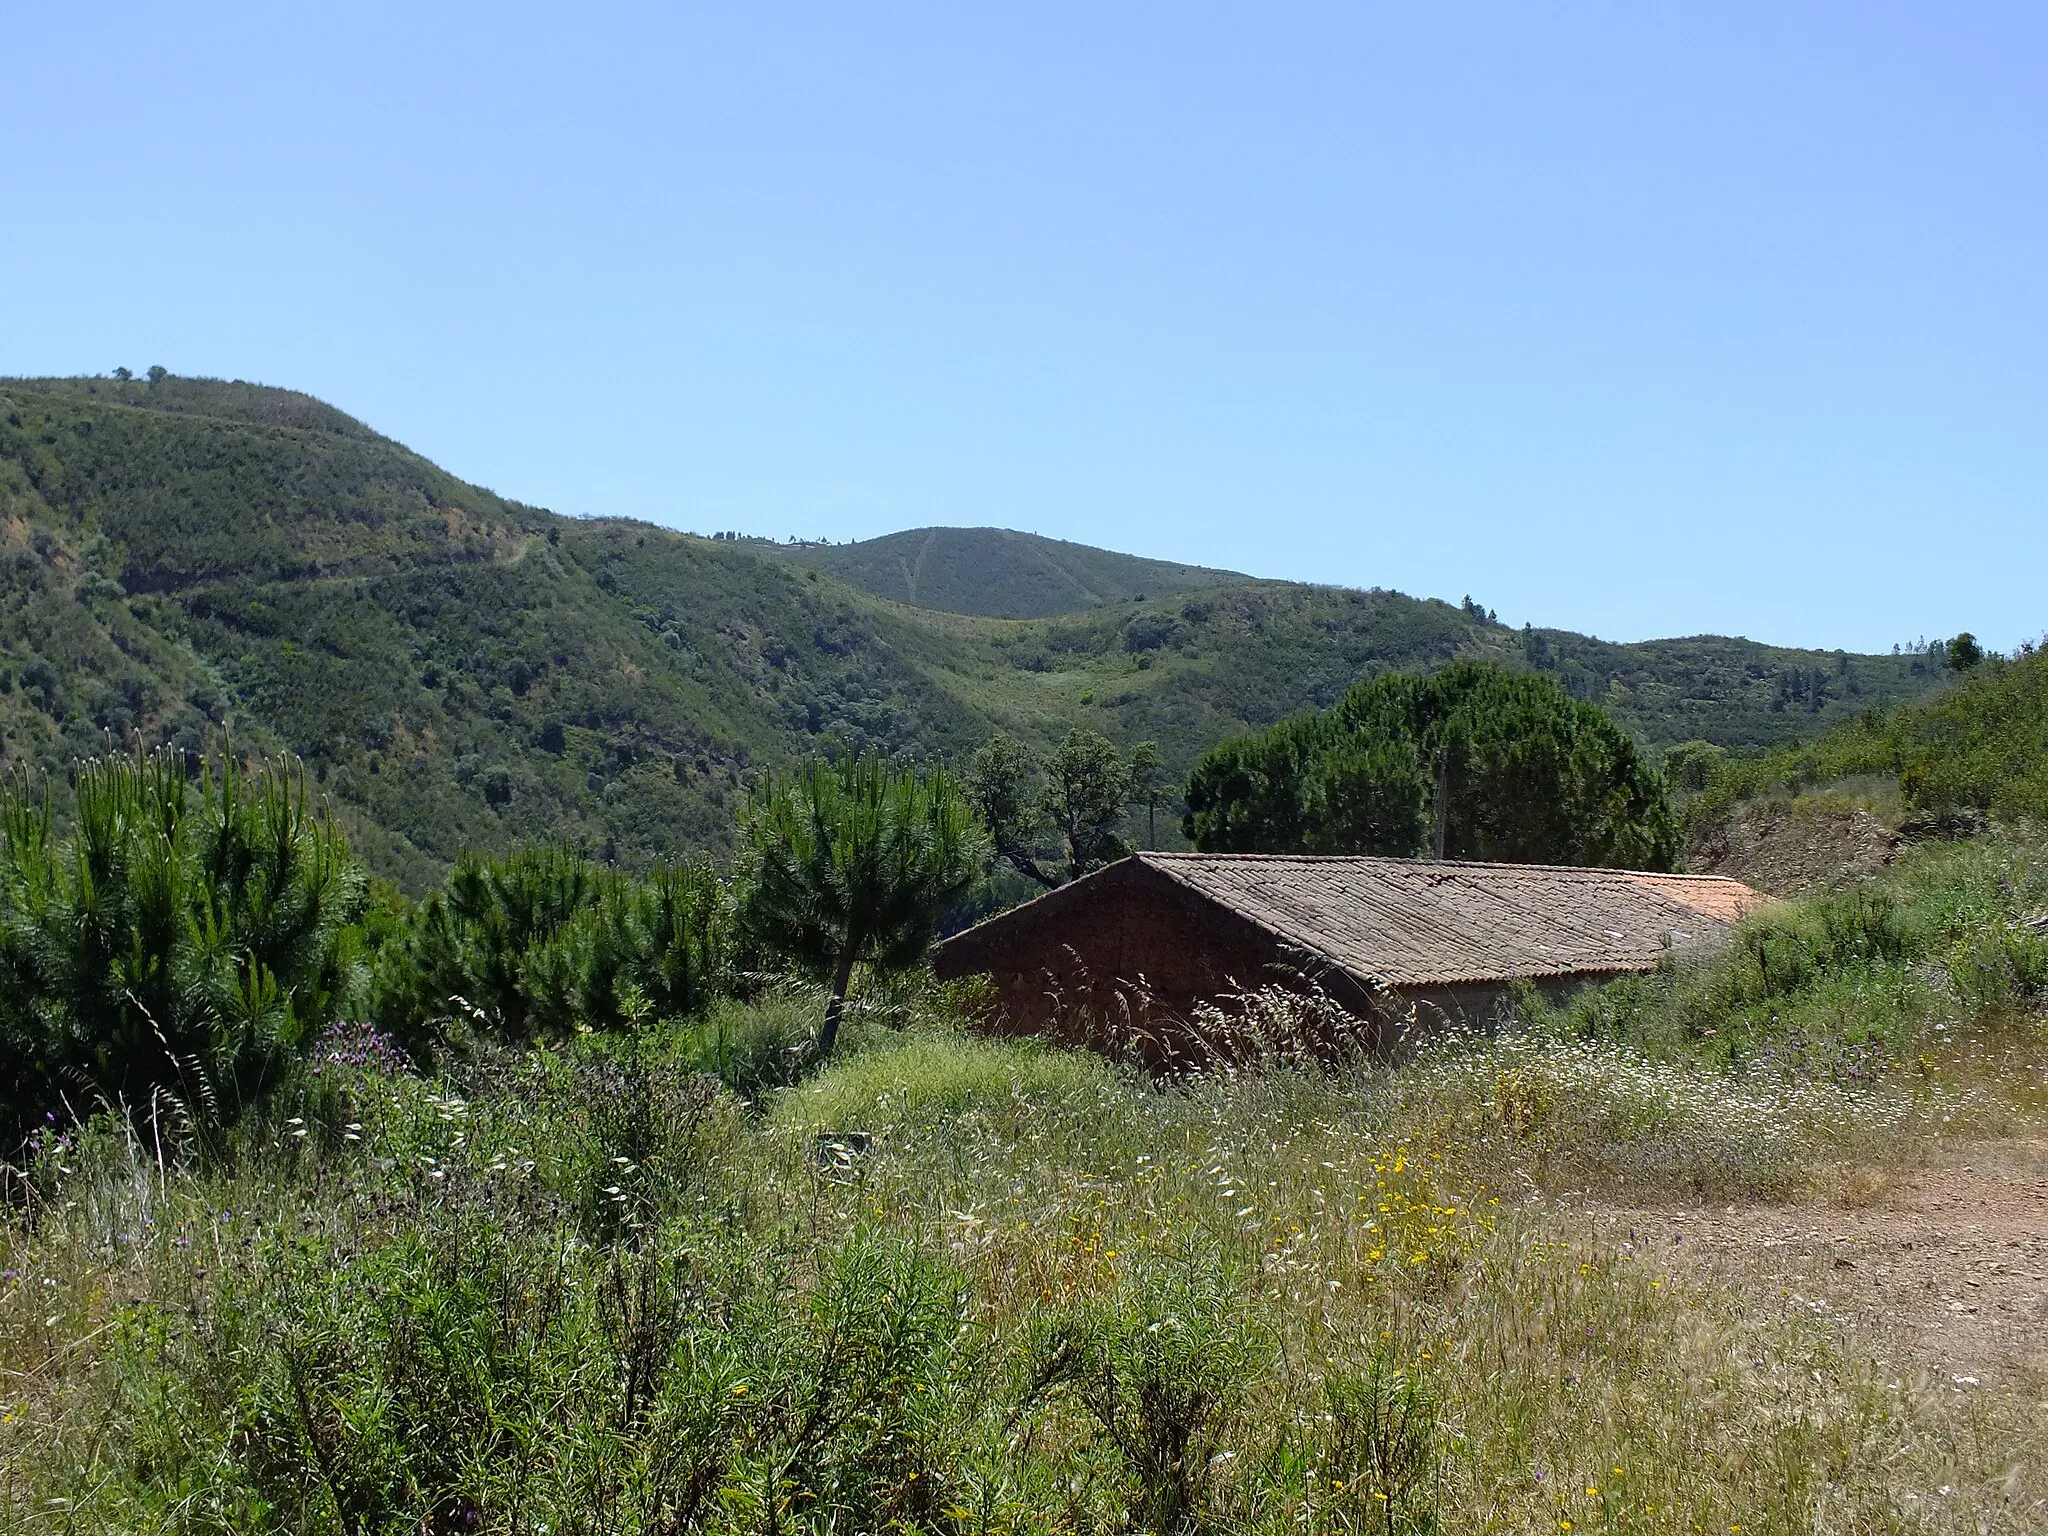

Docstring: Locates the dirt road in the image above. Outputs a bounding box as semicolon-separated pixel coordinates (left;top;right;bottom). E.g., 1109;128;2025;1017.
1591;1139;2048;1389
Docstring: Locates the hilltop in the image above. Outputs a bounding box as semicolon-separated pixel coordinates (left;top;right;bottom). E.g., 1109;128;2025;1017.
0;373;1949;887
766;526;1243;617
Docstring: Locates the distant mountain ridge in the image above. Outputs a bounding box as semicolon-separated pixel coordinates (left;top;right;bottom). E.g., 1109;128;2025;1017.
770;527;1243;618
0;373;1952;889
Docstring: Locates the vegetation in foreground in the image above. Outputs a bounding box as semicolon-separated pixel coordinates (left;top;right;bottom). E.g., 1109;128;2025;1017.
4;811;2045;1530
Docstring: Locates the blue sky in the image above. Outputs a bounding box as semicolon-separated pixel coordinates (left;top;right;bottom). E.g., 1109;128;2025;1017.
6;3;2042;652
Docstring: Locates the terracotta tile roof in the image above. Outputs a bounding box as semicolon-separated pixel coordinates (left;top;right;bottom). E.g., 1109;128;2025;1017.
936;852;1772;992
1131;853;1770;988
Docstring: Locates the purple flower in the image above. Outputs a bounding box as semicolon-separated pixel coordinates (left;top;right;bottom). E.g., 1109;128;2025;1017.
310;1019;412;1078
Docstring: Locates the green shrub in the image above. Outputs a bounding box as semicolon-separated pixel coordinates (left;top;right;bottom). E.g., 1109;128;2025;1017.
1320;1345;1444;1535
1704;886;1916;1014
1057;1256;1272;1536
1532;831;2048;1083
677;988;825;1101
0;748;364;1146
1944;920;2048;1013
80;1201;997;1536
371;846;731;1051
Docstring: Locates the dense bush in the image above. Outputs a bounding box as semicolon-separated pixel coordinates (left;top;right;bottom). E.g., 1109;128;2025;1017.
1534;830;2048;1068
0;749;364;1145
1897;645;2048;820
371;845;732;1052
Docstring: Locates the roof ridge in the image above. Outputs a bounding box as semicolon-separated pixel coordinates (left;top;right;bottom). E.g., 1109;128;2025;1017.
1137;850;1748;884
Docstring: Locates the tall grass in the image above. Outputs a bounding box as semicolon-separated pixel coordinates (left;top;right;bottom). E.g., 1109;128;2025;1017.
5;995;2041;1532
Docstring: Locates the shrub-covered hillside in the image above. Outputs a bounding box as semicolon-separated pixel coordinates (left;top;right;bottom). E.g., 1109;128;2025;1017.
0;373;1943;887
1685;642;2048;835
767;525;1244;617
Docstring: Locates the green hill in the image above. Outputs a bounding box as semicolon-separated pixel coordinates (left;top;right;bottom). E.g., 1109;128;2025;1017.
0;373;1948;889
1688;643;2048;828
768;526;1242;617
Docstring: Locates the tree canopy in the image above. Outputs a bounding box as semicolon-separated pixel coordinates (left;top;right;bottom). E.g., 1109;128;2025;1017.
738;753;983;1056
1182;662;1678;870
966;729;1157;888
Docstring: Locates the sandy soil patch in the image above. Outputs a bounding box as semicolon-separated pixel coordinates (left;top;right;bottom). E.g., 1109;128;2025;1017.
1588;1139;2048;1391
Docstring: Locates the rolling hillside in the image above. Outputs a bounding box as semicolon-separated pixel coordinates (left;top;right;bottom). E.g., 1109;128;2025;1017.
768;526;1243;617
0;373;1949;888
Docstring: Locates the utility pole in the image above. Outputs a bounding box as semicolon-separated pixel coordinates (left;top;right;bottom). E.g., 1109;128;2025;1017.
1432;746;1449;860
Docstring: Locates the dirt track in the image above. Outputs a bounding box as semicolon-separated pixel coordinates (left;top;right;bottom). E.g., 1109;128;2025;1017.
1590;1139;2048;1388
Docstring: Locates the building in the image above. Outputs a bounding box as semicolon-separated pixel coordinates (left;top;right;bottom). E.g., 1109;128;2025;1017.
934;852;1769;1064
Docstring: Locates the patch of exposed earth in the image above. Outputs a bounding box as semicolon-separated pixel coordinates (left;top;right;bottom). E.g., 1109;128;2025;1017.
1589;1139;2048;1392
1686;796;1903;897
1683;788;1999;898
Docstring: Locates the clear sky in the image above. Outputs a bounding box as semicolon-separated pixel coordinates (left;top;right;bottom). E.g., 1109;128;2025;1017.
6;3;2042;653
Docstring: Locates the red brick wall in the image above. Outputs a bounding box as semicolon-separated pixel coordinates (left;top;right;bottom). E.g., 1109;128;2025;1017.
972;875;1311;1063
947;864;1621;1068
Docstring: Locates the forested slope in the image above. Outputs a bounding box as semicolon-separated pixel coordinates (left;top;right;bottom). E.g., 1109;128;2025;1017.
0;373;1944;887
769;525;1242;617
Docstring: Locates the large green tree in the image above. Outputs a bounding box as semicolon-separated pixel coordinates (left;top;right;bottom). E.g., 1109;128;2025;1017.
965;729;1157;888
1182;662;1678;869
738;754;983;1056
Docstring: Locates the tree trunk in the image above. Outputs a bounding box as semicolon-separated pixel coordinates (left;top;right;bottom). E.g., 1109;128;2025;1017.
817;947;859;1058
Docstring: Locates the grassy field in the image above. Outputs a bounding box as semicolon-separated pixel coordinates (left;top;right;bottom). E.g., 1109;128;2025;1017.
4;826;2044;1533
